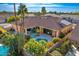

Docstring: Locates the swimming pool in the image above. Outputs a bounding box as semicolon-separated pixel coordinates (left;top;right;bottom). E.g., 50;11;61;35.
30;33;52;42
0;44;9;56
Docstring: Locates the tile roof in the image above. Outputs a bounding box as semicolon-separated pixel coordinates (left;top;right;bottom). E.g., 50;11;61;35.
18;16;62;30
70;24;79;41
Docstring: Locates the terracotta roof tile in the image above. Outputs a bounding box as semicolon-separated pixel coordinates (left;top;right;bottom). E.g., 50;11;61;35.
70;24;79;41
20;16;62;30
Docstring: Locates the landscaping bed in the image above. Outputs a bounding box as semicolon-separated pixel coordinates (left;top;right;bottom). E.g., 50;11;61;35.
23;37;62;56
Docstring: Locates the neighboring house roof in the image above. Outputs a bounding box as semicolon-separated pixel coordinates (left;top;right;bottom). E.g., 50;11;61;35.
17;16;62;30
0;23;12;29
70;24;79;41
0;13;14;23
0;19;6;23
44;14;61;18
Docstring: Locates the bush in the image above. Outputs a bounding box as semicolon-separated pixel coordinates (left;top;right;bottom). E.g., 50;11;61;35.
49;50;63;56
0;31;2;34
38;40;47;46
52;38;61;44
46;42;54;48
7;16;20;23
24;39;48;56
55;39;70;55
59;33;65;38
0;27;7;33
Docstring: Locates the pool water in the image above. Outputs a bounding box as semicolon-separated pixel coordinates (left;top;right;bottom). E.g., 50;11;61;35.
0;45;9;56
30;33;52;42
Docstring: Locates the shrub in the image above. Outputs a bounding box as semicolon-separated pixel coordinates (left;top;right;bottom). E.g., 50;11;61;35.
24;39;48;56
52;38;61;44
49;50;62;56
59;33;65;38
1;32;25;56
0;31;2;34
0;27;7;33
38;40;47;46
55;39;70;55
7;16;20;23
46;42;54;48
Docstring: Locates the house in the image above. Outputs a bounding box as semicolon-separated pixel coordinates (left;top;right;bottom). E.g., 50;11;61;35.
0;13;14;23
0;23;12;30
12;15;75;38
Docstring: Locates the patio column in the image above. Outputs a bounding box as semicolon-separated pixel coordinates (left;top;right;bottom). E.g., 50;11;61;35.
25;28;27;35
56;30;60;37
52;30;56;37
40;27;43;34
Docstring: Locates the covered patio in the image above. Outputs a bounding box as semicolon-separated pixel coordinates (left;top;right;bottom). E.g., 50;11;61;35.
25;26;60;38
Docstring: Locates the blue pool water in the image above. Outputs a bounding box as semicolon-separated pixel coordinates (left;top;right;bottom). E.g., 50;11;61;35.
0;45;9;56
30;33;52;42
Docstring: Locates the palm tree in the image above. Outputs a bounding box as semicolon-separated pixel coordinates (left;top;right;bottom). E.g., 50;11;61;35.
18;3;28;32
17;4;28;55
14;4;21;55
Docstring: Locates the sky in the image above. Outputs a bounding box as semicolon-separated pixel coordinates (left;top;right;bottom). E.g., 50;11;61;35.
0;3;79;12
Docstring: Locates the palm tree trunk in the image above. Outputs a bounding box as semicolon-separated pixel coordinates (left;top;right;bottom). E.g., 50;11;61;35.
20;3;24;32
22;13;25;32
14;3;18;32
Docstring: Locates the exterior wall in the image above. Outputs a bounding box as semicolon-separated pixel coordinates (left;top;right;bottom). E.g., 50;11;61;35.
24;26;59;37
13;24;61;38
61;24;74;34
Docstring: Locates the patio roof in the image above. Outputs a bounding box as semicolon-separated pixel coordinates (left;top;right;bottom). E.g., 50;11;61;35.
17;16;62;30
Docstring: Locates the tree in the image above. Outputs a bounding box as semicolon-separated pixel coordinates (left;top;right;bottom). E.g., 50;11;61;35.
18;3;28;32
1;32;25;56
53;11;57;14
41;7;46;15
18;4;28;16
1;32;18;55
2;10;7;13
48;11;53;14
24;39;47;56
7;16;20;23
34;12;41;16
